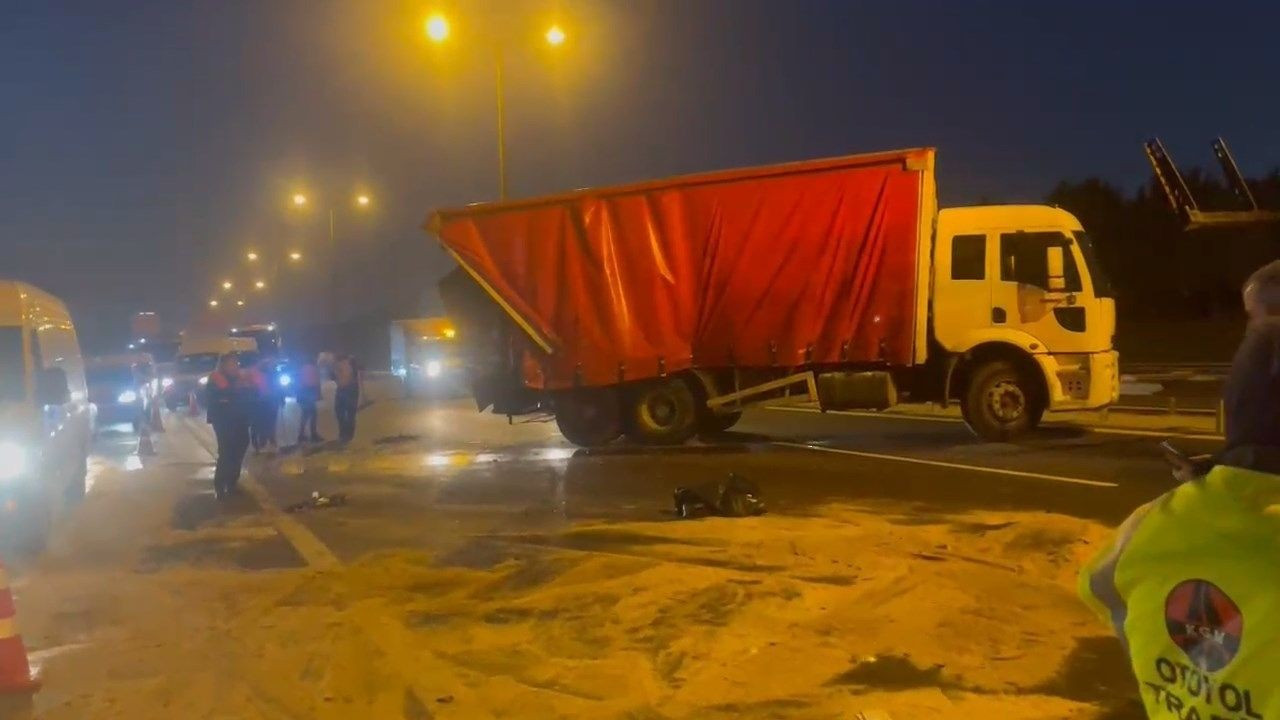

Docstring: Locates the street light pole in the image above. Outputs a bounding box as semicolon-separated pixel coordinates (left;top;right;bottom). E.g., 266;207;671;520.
427;15;564;202
329;207;338;319
494;45;508;201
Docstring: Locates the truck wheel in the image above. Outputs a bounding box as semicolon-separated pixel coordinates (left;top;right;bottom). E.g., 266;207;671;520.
554;390;622;447
961;360;1044;441
697;409;742;437
625;378;699;445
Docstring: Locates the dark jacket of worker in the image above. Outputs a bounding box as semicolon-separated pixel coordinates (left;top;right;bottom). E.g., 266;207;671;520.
205;367;256;426
1215;318;1280;473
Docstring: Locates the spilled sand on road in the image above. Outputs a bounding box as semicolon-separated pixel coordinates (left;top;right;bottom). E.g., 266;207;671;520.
21;462;1128;719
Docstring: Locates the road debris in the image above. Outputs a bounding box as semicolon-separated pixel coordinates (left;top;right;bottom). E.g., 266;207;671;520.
283;491;349;513
674;473;767;518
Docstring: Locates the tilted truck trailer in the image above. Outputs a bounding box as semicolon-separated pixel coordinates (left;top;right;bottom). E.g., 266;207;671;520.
428;148;1119;446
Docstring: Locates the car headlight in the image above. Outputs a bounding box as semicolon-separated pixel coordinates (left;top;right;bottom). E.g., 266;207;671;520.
117;390;139;404
426;360;443;378
278;373;292;388
198;376;209;386
0;442;27;480
161;377;174;389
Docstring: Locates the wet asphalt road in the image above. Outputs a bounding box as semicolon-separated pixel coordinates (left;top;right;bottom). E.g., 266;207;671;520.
31;394;1203;719
178;395;1199;718
81;395;1221;590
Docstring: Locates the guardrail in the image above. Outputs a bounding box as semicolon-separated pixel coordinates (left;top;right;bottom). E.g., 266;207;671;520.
1107;399;1226;433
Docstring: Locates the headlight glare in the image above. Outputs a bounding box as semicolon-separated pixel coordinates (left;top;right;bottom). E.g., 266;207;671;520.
0;442;27;480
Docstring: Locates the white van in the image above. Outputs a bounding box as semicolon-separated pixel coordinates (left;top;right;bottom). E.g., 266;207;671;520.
0;281;93;551
163;335;258;409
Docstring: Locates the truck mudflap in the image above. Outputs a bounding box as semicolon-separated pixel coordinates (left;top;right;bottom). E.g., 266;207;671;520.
438;268;540;415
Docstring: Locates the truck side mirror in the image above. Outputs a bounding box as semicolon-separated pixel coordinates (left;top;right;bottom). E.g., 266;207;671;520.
36;367;70;406
1046;246;1066;293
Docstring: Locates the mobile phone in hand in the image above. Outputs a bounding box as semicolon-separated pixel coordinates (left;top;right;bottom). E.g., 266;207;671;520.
1160;441;1189;464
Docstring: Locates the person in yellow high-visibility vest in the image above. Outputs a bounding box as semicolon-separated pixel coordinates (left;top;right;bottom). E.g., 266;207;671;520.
1081;465;1280;719
1082;261;1280;718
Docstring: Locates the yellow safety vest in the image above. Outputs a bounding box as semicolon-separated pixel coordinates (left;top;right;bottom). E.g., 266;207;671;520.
1081;465;1280;719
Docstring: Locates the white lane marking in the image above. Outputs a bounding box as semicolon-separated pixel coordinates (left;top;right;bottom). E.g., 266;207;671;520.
772;441;1119;488
180;417;341;570
769;405;959;424
766;405;1224;441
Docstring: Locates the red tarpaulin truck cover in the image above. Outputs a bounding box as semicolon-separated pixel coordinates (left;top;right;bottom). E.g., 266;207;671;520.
430;148;935;390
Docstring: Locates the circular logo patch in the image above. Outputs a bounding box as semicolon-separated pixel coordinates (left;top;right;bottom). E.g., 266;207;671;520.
1165;579;1243;672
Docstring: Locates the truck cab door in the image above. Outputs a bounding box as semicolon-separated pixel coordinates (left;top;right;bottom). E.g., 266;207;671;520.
990;231;1103;354
931;233;994;351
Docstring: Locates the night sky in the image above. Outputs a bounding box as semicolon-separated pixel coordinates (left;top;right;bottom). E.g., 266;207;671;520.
3;0;1278;351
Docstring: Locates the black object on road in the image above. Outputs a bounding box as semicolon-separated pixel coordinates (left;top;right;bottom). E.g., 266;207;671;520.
284;491;349;513
674;473;767;518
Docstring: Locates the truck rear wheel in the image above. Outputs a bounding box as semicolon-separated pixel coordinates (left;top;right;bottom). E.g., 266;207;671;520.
961;360;1045;441
554;389;622;447
625;378;699;445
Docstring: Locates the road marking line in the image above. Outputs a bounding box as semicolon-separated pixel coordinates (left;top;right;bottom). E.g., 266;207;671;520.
766;405;1225;441
180;417;341;570
772;441;1119;488
768;405;959;424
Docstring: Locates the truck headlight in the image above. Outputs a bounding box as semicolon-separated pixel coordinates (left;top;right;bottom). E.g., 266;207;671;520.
0;442;27;480
198;376;209;386
117;390;139;404
278;373;292;388
426;360;443;378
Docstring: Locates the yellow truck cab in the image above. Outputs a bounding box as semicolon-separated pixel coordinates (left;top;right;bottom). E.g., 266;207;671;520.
0;281;93;551
931;205;1119;438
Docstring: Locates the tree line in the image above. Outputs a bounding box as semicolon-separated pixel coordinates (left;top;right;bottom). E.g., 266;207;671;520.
1047;169;1280;320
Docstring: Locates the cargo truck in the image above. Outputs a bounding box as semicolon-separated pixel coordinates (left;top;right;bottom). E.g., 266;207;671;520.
429;148;1118;446
390;317;465;396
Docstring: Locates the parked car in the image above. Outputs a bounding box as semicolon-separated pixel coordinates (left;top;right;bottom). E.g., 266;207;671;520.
87;353;155;432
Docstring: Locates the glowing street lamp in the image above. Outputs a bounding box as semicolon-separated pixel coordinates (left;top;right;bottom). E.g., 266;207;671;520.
246;251;259;261
254;280;266;290
221;280;233;290
356;194;371;207
423;14;568;199
292;193;308;207
289;251;302;261
209;300;219;308
236;299;245;307
425;13;449;42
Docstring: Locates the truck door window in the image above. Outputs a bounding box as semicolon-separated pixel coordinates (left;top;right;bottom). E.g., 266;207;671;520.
999;232;1081;292
950;234;986;280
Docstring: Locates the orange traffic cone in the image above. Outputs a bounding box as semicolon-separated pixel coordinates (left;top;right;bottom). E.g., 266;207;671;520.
0;564;40;696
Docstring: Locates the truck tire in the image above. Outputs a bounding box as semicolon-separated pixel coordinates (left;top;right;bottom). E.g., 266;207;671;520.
554;389;622;447
697;409;742;437
625;378;699;445
961;360;1045;441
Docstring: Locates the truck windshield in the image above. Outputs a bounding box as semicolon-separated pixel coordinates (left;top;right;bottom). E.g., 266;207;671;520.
0;327;24;402
1073;231;1114;298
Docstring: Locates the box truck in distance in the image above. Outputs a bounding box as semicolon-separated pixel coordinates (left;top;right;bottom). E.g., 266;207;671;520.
430;148;1118;446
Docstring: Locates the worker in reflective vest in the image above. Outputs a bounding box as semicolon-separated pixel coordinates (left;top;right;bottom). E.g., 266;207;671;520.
1081;467;1280;718
205;353;253;499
